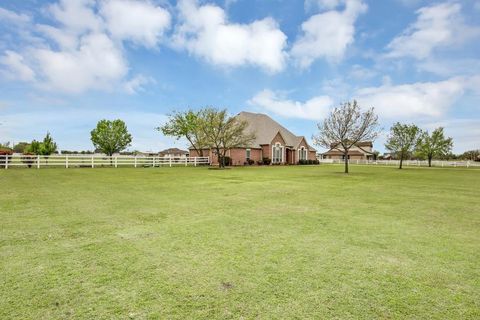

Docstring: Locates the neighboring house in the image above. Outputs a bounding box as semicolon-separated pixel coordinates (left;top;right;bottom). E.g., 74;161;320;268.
322;141;374;160
158;148;189;158
190;111;316;165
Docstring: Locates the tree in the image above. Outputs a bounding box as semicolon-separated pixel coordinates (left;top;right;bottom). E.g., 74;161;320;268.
416;127;453;167
90;119;132;157
198;108;255;168
26;140;42;154
13;142;29;153
158;110;208;157
313;100;379;173
39;132;58;156
385;123;422;169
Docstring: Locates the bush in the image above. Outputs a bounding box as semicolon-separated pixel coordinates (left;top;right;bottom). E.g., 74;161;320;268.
247;159;255;165
0;148;13;168
22;153;36;168
262;157;271;165
298;159;320;165
218;156;232;166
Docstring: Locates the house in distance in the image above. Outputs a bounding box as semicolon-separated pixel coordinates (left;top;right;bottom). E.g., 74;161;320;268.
190;111;317;165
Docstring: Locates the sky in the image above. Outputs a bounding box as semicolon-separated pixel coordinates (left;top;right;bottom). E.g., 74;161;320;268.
0;0;479;153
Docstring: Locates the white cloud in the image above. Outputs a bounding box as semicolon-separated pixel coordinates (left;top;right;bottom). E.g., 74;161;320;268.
291;0;367;67
0;0;170;94
385;2;480;59
248;89;332;120
0;50;36;81
0;7;31;25
172;0;287;72
100;0;171;47
124;75;154;94
48;0;103;34
35;33;129;93
355;77;472;118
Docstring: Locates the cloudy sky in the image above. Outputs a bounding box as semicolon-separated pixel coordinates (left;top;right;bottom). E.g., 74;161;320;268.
0;0;479;153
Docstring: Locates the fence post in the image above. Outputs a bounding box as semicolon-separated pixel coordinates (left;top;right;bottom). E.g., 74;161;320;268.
91;156;94;168
115;156;118;168
169;157;172;167
5;155;8;169
467;161;470;168
37;155;40;169
134;156;137;168
66;155;69;168
185;157;188;167
153;157;155;167
194;157;197;167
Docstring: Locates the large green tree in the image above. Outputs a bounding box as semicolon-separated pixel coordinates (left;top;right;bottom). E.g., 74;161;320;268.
416;127;453;167
13;142;29;153
198;108;255;168
385;123;422;169
90;119;132;157
313;100;379;173
39;132;57;156
157;110;207;156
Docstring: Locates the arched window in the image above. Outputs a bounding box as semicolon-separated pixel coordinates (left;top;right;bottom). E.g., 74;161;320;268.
272;143;283;163
298;147;307;161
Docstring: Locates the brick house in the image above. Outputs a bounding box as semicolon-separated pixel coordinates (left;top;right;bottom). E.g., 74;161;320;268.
321;141;374;160
190;111;317;165
158;148;188;158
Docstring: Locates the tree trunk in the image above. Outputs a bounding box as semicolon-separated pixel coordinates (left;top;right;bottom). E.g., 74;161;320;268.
344;152;349;174
399;157;403;169
216;147;222;168
428;155;432;167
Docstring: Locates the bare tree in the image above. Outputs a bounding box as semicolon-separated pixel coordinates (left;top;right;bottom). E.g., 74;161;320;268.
313;100;379;173
199;108;255;168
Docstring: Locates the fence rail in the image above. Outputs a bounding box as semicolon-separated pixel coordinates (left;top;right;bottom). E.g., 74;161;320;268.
319;159;480;168
0;155;210;169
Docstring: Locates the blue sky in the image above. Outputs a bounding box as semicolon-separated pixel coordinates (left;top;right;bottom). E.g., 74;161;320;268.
0;0;479;153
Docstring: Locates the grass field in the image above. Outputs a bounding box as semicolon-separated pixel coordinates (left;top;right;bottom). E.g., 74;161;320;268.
1;165;479;319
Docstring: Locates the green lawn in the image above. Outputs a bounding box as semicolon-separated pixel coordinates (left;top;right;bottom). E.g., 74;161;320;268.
1;165;479;319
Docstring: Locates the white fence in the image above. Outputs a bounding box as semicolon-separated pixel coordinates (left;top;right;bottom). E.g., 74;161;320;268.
319;159;480;168
0;155;210;169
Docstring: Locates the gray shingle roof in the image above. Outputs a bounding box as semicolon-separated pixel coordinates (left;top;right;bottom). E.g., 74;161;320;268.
236;112;316;151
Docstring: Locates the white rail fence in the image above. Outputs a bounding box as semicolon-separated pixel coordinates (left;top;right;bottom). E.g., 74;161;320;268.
319;159;480;168
0;155;210;169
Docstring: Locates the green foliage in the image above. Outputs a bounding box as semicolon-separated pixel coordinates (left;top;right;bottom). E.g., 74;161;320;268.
416;127;453;167
0;141;11;149
13;142;29;153
90;119;132;156
39;132;57;155
26;140;42;154
385;123;422;169
198;107;255;168
158;110;207;156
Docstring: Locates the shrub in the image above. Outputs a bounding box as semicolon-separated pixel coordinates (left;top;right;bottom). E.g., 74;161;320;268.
22;153;36;168
0;148;13;168
262;157;271;165
218;156;232;166
257;160;263;165
247;159;255;165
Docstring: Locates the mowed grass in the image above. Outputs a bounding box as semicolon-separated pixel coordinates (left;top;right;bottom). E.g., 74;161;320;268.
1;165;479;319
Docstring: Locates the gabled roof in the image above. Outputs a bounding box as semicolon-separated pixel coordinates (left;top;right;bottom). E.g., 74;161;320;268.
159;148;188;155
236;112;316;151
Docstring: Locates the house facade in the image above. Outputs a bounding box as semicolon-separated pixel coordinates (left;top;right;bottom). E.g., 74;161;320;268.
158;148;189;158
322;141;374;160
190;112;316;165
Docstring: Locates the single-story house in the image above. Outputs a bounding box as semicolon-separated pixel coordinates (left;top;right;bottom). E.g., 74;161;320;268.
158;148;189;158
322;141;374;160
190;111;316;165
